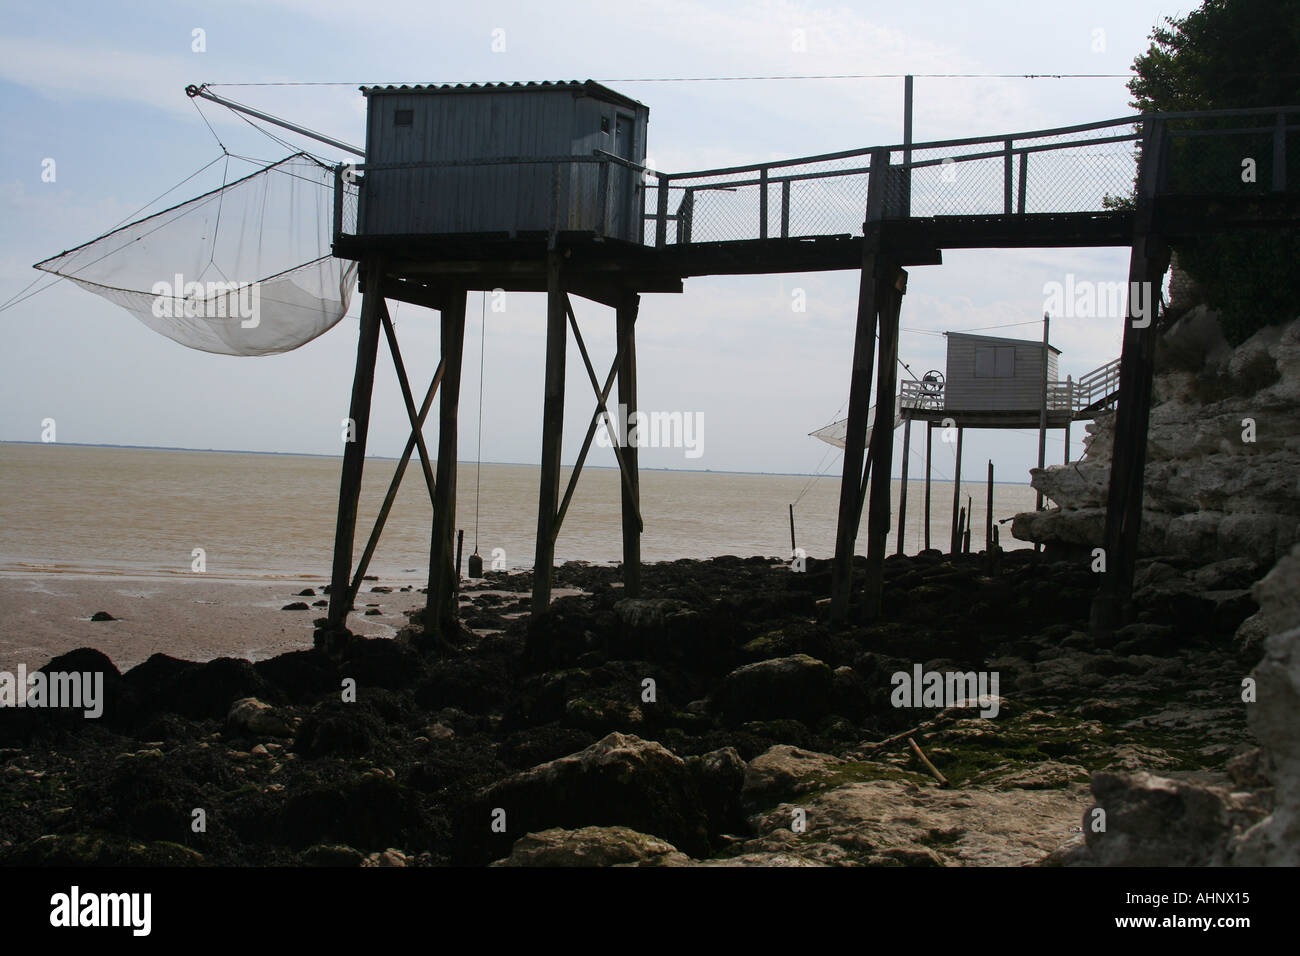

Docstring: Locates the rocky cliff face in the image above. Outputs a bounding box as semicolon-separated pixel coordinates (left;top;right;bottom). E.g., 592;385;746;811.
1230;544;1300;865
1012;308;1300;587
1057;541;1300;866
1011;297;1300;867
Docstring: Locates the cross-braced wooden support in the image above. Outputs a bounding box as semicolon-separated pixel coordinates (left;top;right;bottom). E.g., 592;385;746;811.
533;263;645;612
326;261;462;637
1091;119;1171;632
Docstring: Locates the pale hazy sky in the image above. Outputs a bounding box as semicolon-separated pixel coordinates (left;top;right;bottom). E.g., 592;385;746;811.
0;0;1192;483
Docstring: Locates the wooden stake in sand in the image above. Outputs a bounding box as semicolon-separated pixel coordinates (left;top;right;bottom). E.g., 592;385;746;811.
907;736;949;788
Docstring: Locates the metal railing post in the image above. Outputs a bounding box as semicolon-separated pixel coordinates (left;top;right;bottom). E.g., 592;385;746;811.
759;166;769;239
333;164;344;239
655;175;669;247
680;189;694;244
1017;151;1028;215
1003;138;1014;214
781;179;790;238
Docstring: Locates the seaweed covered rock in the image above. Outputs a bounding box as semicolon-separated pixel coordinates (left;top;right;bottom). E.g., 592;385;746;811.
461;732;709;863
123;654;280;721
227;697;295;738
493;826;692;867
279;773;424;851
711;654;834;725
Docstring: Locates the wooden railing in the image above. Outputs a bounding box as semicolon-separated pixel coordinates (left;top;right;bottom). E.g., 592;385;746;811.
897;357;1121;417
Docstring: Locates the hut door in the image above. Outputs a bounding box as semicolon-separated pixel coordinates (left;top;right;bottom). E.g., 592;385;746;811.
609;114;635;240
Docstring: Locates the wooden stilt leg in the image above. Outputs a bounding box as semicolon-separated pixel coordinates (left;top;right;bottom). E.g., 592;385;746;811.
950;427;964;554
863;269;906;619
1092;118;1170;633
985;460;994;553
427;291;466;636
831;263;881;622
617;292;641;597
532;252;566;614
1092;241;1168;630
924;420;933;552
327;260;384;631
896;414;912;556
830;148;889;624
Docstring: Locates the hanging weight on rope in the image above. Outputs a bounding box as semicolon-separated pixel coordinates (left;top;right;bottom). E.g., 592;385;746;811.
468;551;484;578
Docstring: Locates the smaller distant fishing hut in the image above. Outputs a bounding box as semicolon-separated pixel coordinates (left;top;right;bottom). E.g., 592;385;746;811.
814;320;1119;558
899;324;1119;554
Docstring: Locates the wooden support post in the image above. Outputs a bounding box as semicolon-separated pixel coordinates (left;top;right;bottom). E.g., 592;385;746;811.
924;420;933;551
949;426;964;554
533;251;567;613
1035;314;1050;553
896;414;912;556
1064;420;1071;464
830;148;889;623
327;259;384;629
1092;119;1170;632
427;291;466;636
456;528;464;582
1036;314;1050;514
554;306;635;536
616;291;642;595
985;459;994;553
788;503;797;553
863;268;907;619
964;495;972;554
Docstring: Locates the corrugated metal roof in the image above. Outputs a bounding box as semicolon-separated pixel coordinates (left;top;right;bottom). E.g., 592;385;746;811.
360;79;646;110
946;330;1061;353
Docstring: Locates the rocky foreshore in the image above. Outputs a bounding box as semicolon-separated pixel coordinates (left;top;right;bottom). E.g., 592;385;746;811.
0;550;1275;867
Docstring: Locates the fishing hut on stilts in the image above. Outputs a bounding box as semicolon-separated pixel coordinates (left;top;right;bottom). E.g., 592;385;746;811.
325;81;665;638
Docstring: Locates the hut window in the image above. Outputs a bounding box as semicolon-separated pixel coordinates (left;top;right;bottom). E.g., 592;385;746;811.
394;109;414;127
974;346;1015;378
601;116;610;133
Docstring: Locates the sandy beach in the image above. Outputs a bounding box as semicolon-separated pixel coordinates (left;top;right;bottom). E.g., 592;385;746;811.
0;572;427;675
